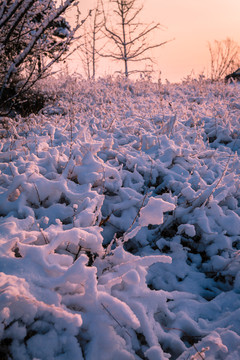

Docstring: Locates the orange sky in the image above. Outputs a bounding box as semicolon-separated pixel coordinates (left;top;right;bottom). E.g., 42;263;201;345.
70;0;240;82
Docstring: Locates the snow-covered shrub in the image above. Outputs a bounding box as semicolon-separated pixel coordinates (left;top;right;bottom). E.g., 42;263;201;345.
0;75;240;359
0;0;82;116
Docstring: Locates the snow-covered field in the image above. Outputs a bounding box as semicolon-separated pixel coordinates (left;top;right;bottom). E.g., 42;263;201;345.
0;76;240;360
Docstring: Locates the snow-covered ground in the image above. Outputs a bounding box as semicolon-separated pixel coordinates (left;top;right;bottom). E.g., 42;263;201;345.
0;76;240;360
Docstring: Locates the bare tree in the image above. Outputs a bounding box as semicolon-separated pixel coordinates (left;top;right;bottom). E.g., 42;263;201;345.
79;0;104;79
208;38;240;81
81;24;93;80
101;0;170;77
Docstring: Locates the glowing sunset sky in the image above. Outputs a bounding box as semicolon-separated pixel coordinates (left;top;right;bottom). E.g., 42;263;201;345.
73;0;240;82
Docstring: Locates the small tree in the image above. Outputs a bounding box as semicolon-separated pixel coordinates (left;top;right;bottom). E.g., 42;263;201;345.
208;38;240;81
80;0;104;79
81;24;93;80
0;0;85;113
101;0;170;77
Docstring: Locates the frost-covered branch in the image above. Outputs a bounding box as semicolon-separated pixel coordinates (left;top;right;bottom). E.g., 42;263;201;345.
0;0;85;110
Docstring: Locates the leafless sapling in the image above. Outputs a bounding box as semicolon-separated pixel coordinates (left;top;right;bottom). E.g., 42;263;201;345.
79;0;105;79
101;0;171;77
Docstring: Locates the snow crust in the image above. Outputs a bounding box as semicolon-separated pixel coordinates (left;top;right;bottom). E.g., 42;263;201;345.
0;76;240;359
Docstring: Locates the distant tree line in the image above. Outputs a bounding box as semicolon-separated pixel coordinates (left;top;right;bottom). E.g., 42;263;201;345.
77;1;240;82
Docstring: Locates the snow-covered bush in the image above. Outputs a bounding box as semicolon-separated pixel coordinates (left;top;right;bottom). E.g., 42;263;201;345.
0;0;82;116
0;75;240;359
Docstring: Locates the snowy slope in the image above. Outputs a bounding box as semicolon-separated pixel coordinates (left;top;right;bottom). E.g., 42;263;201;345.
0;76;240;360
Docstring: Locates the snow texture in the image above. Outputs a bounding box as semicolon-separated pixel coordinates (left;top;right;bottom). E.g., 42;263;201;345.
0;75;240;359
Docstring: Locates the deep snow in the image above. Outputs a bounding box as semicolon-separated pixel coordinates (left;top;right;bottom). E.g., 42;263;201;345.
0;75;240;360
